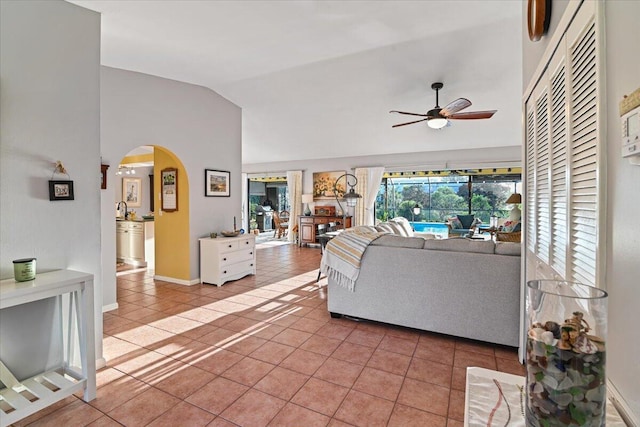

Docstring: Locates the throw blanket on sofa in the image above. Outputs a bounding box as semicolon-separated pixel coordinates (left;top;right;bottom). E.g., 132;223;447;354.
320;227;388;291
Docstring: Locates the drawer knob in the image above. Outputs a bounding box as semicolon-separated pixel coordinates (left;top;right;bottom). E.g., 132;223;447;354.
249;252;253;255
223;270;227;274
228;244;232;248
245;241;249;245
250;264;254;267
223;257;227;261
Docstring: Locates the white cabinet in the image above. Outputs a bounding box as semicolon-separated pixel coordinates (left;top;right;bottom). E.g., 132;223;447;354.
0;270;96;427
116;220;154;268
200;235;256;286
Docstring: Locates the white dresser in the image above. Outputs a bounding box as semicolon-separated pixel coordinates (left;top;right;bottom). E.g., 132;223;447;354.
199;235;256;286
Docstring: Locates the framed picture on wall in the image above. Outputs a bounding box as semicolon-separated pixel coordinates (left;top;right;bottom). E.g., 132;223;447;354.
205;169;230;197
122;177;142;207
49;180;74;201
161;167;178;212
312;171;345;200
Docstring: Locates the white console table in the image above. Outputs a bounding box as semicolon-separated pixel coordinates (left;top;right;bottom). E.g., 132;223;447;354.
0;270;96;427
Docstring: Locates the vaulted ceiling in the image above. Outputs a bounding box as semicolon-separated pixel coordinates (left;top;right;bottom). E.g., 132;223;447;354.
68;0;523;165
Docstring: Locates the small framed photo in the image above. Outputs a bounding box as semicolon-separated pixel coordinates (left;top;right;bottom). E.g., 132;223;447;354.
161;167;178;212
122;177;142;207
49;180;74;201
205;169;230;197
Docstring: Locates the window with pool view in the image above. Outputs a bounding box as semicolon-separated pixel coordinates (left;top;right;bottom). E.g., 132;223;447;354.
375;171;522;226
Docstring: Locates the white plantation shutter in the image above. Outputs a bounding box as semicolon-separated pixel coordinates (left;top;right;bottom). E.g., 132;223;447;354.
525;107;537;254
535;89;550;263
568;19;598;285
524;2;603;288
550;59;568;276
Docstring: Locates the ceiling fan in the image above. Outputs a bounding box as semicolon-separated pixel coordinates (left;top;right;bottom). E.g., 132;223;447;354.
390;82;497;129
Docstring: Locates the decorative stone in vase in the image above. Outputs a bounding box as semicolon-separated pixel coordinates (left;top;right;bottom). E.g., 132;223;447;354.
526;280;608;427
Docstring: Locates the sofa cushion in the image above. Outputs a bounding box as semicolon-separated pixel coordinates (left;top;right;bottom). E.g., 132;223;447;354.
370;234;426;249
456;214;475;229
423;237;495;254
389;217;415;237
375;221;408;236
495;241;521;256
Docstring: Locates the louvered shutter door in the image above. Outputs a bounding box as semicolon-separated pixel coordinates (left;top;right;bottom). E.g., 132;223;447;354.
525;104;536;253
549;52;568;277
568;19;598;286
535;87;551;262
524;1;602;288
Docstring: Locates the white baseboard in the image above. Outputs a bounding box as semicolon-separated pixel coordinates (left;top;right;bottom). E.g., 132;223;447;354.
154;275;200;286
608;379;638;427
102;302;119;313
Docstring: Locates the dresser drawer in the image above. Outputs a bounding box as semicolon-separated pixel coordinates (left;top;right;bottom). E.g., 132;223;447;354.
220;260;255;279
220;249;254;266
219;237;254;253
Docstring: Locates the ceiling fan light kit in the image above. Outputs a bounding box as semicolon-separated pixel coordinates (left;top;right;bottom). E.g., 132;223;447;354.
391;82;497;129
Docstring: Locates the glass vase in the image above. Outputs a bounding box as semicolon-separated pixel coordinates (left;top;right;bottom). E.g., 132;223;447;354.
525;280;608;427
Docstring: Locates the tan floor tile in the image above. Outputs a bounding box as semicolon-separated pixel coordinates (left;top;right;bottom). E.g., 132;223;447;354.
108;387;180;426
250;340;296;364
378;335;418;356
397;377;450;416
152;364;216;399
366;348;412;376
388;404;447;427
280;348;328;375
185;376;249;415
448;389;466;421
456;339;495;356
220;389;286;427
406;357;453;388
221;356;276;386
496;356;526;376
299;334;342;356
291;377;349;416
345;328;384;348
146;401;215;427
352;367;403;401
254;366;310;400
190;346;244;375
334;389;395;427
413;341;455;365
90;374;150;413
315;323;355;340
314;357;364;388
87;415;123;426
268;402;330;427
331;341;375;366
26;399;103;427
271;327;313;347
454;349;497;370
451;366;467;391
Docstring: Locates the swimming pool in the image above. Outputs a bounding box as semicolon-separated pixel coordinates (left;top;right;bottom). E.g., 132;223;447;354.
410;221;449;236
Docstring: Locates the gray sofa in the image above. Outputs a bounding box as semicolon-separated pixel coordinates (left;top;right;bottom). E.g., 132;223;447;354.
327;235;522;347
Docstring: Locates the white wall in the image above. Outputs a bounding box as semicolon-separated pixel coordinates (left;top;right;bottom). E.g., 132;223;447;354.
101;66;241;307
522;1;640;422
0;0;103;360
604;1;640;422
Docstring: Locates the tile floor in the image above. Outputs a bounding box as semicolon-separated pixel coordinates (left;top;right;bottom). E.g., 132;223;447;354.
15;244;524;427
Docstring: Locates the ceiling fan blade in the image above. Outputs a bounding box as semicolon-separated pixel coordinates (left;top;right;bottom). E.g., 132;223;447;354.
392;118;429;128
440;98;471;117
448;110;497;120
389;110;429;117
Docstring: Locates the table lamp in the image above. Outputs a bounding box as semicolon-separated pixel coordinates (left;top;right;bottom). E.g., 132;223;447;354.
506;193;522;221
302;194;313;216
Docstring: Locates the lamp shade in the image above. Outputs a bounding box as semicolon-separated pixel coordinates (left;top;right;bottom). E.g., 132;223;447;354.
301;194;313;203
343;188;362;207
413;204;421;215
427;117;448;129
506;193;522;204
